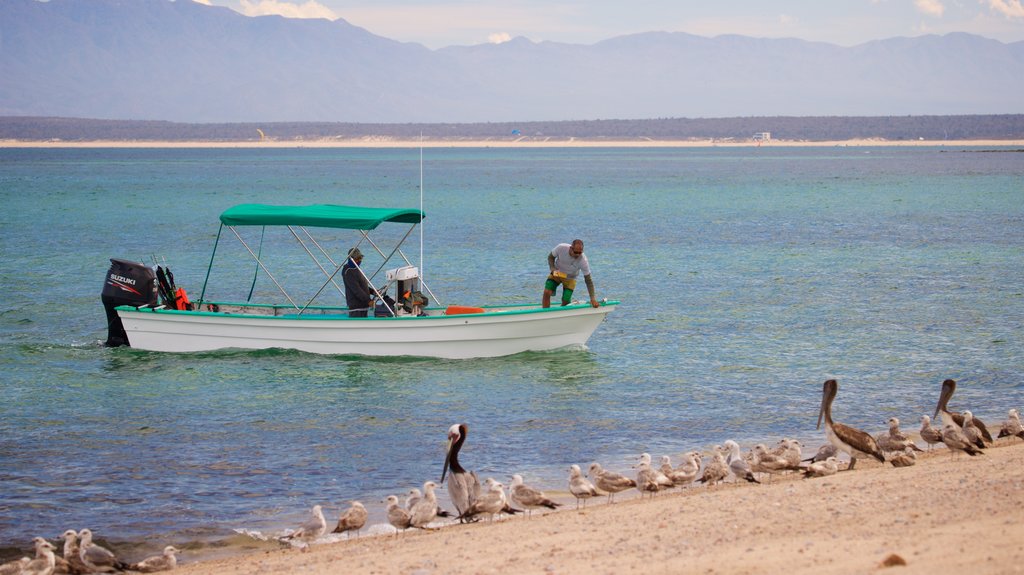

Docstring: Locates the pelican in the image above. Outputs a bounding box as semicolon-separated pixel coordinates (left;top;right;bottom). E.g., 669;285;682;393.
875;417;923;454
409;481;440;529
278;505;327;544
385;495;412;535
816;379;886;470
23;538;56;575
802;456;839;478
78;529;130;572
997;408;1024;440
587;462;636;503
723;440;760;484
568;464;600;509
934;379;993;443
332;500;368;537
941;423;984;457
441;423;481;521
919;415;944;450
510;474;561;517
127;546;180;573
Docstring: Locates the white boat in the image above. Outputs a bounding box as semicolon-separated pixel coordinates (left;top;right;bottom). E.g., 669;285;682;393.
101;204;617;359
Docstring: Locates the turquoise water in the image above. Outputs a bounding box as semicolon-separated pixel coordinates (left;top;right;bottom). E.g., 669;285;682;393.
1;146;1022;560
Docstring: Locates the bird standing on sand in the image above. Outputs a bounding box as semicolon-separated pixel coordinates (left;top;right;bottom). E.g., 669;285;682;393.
441;423;481;521
660;454;698;488
696;450;728;486
803;456;840;478
889;447;917;468
458;479;508;522
934;379;993;443
57;529;88;575
875;417;923;454
332;501;368;538
587;462;637;503
816;379;886;470
385;495;412;535
940;423;984;457
803;444;837;464
23;537;56;575
510;474;561;517
128;546;180;572
568;464;600;509
0;557;29;575
723;440;760;484
78;529;130;572
279;505;327;545
409;481;441;529
404;488;421;511
960;410;987;449
997;408;1024;440
919;415;944;450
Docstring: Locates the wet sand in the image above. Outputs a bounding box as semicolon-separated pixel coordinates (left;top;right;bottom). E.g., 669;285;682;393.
175;440;1024;575
2;138;1023;148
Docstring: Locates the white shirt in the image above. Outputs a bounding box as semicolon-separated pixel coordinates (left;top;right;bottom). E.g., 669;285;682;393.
550;243;591;279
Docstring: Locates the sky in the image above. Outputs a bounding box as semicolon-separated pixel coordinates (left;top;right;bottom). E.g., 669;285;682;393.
193;0;1024;49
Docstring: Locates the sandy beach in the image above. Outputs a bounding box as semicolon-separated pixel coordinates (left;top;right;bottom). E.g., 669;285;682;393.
171;440;1024;575
2;138;1023;149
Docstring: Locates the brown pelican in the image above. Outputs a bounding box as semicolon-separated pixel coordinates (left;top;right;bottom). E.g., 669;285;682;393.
510;474;561;517
385;495;412;535
332;500;368;537
128;546;180;573
816;379;886;470
78;529;130;572
568;464;600;509
998;408;1024;440
724;440;760;484
441;423;481;521
802;456;840;478
875;417;923;454
933;379;993;443
919;415;944;450
941;423;984;457
587;462;636;503
278;505;327;544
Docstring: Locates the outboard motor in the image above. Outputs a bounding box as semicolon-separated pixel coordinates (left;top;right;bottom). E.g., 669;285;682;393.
101;258;157;347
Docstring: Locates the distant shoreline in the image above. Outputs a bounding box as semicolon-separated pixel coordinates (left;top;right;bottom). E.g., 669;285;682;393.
3;138;1024;149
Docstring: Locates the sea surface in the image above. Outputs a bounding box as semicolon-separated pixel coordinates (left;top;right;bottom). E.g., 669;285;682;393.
1;145;1022;561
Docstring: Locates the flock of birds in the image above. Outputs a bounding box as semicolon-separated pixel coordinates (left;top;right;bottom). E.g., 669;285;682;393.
3;378;1021;574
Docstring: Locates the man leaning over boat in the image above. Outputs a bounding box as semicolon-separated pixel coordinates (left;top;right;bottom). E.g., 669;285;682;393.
343;247;373;317
542;239;600;308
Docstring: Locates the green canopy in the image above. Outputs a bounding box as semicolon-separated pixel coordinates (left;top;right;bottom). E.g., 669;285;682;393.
219;204;424;230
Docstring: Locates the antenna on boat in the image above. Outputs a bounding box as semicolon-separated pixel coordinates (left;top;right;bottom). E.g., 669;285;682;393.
419;132;424;282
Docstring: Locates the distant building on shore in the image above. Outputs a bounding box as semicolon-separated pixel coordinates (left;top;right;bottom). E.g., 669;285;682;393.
752;132;771;141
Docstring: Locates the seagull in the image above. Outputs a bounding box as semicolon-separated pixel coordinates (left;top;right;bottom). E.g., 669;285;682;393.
0;557;29;575
997;408;1024;440
817;379;886;470
587;462;637;503
332;501;368;537
802;456;840;478
752;443;801;480
802;444;837;463
441;423;481;521
385;495;412;535
919;415;944;450
404;488;422;511
510;474;561;517
409;481;441;529
934;379;993;443
941;423;984;457
78;529;130;572
634;453;673;498
22;538;56;575
659;454;699;488
875;417;923;454
568;464;600;509
775;438;804;468
720;441;760;484
696;450;728;486
59;529;91;575
127;546;180;573
889;447;917;468
279;505;327;544
458;479;508;522
960;410;987;449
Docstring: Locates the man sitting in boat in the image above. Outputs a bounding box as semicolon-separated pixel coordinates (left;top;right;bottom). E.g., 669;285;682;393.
343;247;373;317
542;239;600;308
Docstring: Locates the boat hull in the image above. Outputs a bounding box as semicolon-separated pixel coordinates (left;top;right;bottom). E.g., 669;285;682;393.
115;303;617;359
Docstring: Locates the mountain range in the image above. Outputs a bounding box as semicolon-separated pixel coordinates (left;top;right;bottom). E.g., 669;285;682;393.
2;0;1023;123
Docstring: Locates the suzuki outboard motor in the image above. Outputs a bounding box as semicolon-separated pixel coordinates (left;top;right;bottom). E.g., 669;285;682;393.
101;258;157;347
